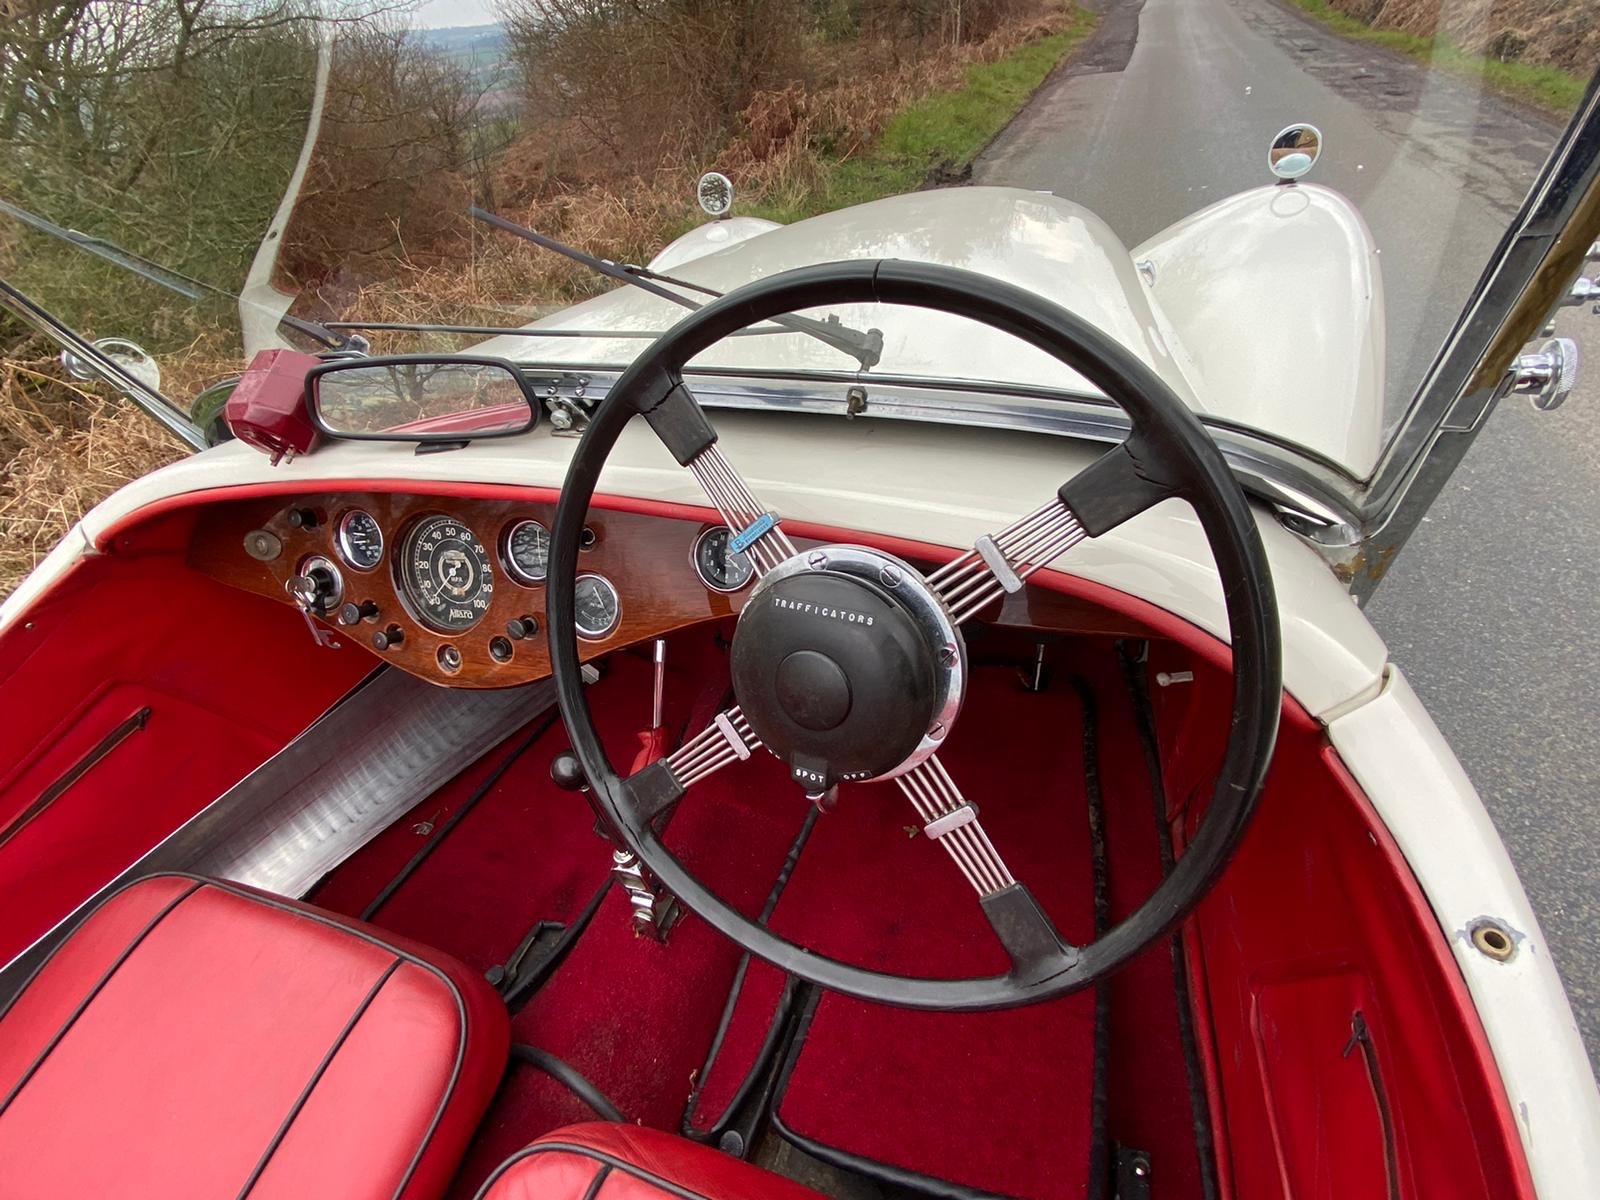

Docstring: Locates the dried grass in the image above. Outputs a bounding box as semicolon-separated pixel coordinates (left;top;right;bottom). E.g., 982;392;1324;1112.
1324;0;1600;74
0;3;1071;596
0;344;189;591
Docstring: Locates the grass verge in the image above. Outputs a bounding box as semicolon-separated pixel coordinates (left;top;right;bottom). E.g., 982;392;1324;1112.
1286;0;1586;114
751;4;1096;222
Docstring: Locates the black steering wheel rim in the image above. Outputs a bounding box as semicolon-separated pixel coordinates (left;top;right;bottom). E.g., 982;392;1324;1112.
549;259;1281;1011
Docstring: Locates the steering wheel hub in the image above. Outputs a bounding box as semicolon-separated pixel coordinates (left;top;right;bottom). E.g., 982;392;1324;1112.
730;546;966;792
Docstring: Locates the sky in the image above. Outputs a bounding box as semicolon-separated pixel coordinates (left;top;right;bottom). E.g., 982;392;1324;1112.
412;0;500;27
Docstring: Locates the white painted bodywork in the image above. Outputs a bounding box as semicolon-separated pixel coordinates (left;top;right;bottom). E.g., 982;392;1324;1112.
1330;670;1600;1199
646;216;784;274
1132;183;1386;473
1;181;1588;1192
3;404;1594;1191
471;185;1386;474
0;415;1386;718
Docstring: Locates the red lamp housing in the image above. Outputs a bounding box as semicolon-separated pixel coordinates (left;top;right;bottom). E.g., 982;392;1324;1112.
224;349;324;464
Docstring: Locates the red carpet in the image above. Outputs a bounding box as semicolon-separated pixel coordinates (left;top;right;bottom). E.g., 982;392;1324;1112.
766;662;1101;1198
315;631;1207;1199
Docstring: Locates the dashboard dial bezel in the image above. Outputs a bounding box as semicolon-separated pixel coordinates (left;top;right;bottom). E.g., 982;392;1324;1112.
335;508;384;572
573;572;621;640
501;518;551;585
396;513;496;634
691;524;756;593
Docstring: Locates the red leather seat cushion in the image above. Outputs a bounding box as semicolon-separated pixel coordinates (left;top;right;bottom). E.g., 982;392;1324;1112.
0;874;509;1200
479;1123;826;1200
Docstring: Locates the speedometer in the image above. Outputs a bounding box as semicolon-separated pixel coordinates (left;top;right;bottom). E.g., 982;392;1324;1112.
398;514;494;632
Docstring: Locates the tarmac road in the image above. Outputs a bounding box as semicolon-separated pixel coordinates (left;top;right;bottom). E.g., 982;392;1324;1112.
976;0;1600;1067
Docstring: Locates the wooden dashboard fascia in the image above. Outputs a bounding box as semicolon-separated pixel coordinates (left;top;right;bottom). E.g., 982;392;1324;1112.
188;490;1155;688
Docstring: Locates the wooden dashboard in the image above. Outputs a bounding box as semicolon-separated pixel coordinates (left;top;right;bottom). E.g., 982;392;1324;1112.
189;491;752;687
189;490;1154;688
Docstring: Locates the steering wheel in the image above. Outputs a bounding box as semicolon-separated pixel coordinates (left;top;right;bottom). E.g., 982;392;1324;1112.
548;260;1281;1011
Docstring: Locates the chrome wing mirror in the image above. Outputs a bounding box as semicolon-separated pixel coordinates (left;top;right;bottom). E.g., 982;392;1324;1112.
1268;123;1322;183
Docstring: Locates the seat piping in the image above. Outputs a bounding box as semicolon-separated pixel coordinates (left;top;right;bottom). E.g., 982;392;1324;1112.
0;879;204;1119
472;1140;766;1200
0;872;478;1200
234;957;404;1200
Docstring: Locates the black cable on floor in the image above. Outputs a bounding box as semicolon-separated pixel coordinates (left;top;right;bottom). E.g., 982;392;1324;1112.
1069;674;1114;1200
509;1042;628;1124
683;804;819;1138
359;711;562;923
1116;640;1221;1200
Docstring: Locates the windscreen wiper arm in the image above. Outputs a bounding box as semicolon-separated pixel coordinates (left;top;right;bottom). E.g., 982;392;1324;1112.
0;196;355;353
470;206;883;370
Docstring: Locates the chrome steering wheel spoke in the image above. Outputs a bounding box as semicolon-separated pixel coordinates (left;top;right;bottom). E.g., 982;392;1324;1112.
629;372;795;575
895;755;1015;896
664;704;762;787
622;705;762;827
685;443;796;575
895;754;1074;977
926;497;1087;624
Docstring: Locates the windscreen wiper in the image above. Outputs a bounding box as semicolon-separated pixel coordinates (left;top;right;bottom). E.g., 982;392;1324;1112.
0;196;356;353
470;206;883;370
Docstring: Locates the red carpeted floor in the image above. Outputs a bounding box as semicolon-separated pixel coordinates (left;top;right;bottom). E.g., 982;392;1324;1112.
313;631;1208;1200
766;660;1102;1199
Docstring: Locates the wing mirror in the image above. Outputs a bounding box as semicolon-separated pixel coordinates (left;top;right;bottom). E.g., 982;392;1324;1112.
306;355;539;443
1268;123;1322;182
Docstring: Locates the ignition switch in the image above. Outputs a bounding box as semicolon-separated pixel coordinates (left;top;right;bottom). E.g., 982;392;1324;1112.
287;556;343;615
285;555;344;649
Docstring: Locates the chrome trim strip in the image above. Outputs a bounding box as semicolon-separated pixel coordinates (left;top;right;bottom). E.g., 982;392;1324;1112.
0;280;208;451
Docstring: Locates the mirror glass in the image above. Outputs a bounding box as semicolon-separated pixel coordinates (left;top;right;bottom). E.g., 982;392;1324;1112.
312;358;535;440
1268;123;1322;180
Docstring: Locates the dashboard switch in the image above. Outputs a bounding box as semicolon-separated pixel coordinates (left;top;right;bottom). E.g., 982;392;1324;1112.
507;615;541;640
373;624;405;651
287;507;320;529
338;600;379;626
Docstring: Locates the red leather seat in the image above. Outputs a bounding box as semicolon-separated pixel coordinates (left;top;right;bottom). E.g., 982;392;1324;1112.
478;1123;827;1200
0;873;509;1199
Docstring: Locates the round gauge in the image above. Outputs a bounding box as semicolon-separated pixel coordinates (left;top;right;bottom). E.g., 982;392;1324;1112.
398;514;494;633
502;519;550;585
692;525;755;593
336;509;384;572
574;573;620;640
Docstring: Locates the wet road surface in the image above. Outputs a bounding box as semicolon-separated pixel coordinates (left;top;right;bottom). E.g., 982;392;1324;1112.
976;0;1600;1066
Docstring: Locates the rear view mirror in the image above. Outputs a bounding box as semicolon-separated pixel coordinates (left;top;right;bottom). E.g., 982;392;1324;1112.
307;355;538;442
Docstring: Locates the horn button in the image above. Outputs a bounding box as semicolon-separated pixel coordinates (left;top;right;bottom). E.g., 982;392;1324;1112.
730;547;964;792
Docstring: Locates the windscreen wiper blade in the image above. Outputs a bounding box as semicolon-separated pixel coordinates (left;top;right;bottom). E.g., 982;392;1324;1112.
470;206;883;370
0;196;354;352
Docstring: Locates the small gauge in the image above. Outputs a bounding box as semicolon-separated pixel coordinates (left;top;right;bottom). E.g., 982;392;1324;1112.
502;519;550;585
574;573;620;640
336;509;384;572
692;525;755;593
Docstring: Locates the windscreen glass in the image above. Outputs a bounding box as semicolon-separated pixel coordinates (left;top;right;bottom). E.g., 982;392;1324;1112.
0;1;1593;481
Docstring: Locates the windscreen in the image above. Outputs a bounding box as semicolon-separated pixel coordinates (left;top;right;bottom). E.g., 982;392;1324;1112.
0;2;1593;491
